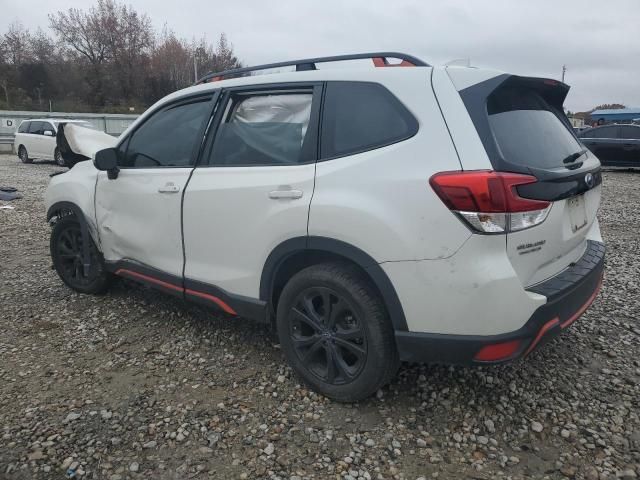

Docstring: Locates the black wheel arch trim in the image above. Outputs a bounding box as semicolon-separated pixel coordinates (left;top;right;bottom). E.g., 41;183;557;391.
260;236;409;331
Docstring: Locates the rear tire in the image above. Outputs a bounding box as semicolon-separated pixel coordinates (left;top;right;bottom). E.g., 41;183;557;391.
54;148;66;167
50;216;113;294
276;262;399;402
18;145;32;164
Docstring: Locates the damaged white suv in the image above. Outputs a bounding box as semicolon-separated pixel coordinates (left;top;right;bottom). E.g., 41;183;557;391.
45;52;605;401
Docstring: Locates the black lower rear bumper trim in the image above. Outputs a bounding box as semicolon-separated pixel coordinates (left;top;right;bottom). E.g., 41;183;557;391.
395;240;605;365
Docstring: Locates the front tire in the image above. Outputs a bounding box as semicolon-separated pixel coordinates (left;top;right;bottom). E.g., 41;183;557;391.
54;148;66;167
276;262;399;402
18;145;32;164
50;216;113;294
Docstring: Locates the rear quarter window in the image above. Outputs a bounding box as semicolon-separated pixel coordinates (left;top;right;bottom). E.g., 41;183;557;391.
18;122;30;133
320;82;418;159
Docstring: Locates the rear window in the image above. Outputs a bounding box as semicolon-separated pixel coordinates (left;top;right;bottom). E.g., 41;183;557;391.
18;122;29;133
487;87;583;169
320;82;418;159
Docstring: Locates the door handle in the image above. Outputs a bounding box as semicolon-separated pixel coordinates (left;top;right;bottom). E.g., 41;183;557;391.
158;183;180;194
268;189;303;200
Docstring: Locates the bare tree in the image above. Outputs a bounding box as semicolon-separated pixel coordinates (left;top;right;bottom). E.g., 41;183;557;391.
30;28;57;64
150;28;193;94
98;0;153;101
49;4;110;104
213;33;241;72
4;22;32;65
1;1;243;111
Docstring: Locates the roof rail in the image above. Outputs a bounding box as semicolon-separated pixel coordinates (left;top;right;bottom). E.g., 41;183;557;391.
195;52;429;85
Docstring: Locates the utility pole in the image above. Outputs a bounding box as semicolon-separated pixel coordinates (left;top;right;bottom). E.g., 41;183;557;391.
194;56;198;83
561;65;567;83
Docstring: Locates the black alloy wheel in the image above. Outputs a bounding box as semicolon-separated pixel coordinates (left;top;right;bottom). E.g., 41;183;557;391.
289;287;367;385
50;216;113;293
276;262;399;402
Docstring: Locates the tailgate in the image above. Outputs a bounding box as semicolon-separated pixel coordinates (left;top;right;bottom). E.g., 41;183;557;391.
454;72;603;287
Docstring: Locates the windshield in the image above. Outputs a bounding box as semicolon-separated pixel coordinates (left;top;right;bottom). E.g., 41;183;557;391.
488;87;583;169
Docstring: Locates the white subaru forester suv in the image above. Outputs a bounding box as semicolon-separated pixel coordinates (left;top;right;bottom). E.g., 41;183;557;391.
45;53;605;402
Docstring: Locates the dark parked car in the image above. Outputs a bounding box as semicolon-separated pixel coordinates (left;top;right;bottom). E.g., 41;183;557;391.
578;124;640;167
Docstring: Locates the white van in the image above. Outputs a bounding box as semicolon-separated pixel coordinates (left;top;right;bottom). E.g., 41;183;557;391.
14;119;94;166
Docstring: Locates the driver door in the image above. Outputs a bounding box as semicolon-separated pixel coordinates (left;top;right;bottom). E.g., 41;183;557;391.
95;92;217;278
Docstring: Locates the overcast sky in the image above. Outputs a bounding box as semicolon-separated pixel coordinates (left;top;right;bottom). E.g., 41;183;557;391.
3;0;639;112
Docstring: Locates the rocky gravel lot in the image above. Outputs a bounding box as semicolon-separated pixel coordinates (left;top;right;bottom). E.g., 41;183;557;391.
0;153;639;480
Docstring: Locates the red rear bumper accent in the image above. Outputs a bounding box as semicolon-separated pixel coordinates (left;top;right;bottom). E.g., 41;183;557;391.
559;275;603;329
525;274;603;356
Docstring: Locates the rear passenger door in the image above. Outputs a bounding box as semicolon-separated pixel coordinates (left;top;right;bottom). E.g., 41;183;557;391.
182;84;321;303
619;126;640;166
580;126;619;165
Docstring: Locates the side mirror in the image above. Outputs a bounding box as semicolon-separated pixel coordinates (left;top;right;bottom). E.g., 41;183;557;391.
43;130;54;136
94;148;120;179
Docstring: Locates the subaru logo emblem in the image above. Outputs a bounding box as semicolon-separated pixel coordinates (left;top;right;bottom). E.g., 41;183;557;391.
584;173;594;188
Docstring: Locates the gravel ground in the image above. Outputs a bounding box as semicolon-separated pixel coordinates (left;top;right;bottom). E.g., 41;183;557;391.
0;153;639;480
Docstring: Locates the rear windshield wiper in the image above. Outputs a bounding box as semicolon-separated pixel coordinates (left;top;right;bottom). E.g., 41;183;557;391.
562;149;587;164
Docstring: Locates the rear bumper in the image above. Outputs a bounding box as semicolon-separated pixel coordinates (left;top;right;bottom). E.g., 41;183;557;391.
396;240;605;365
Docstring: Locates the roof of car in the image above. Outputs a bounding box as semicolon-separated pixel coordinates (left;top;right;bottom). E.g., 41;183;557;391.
20;118;89;123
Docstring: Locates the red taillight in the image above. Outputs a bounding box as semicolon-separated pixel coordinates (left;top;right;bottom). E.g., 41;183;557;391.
429;171;549;212
474;339;522;362
429;171;552;234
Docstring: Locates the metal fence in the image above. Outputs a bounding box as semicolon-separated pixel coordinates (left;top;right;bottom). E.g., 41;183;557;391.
0;110;139;153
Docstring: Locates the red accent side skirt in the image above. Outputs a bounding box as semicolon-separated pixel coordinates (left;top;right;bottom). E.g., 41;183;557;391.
185;289;237;315
115;269;182;293
115;268;237;316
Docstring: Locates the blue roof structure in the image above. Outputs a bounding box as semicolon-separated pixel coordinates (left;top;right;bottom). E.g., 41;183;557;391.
591;108;640;121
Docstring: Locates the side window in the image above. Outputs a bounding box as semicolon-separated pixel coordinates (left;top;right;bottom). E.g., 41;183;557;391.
120;97;212;168
207;91;315;166
18;122;30;133
588;126;616;139
320;82;418;159
620;126;640;140
29;121;44;135
43;122;55;134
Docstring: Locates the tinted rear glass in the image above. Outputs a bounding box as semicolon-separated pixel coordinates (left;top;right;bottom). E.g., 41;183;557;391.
581;126;617;139
487;87;583;169
321;82;418;159
18;122;29;133
620;126;640;140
